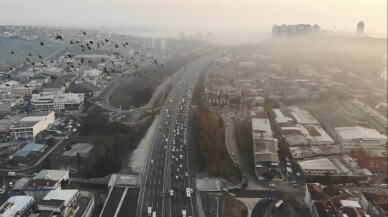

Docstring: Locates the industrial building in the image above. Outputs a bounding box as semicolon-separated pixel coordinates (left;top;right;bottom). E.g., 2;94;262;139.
251;111;279;179
357;147;388;171
9;111;55;141
333;126;387;152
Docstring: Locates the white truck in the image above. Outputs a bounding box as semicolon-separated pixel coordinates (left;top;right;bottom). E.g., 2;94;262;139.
182;210;187;217
170;190;174;197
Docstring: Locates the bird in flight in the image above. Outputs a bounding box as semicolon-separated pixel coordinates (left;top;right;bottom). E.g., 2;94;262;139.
10;51;14;54
55;34;63;40
83;31;87;35
40;42;44;46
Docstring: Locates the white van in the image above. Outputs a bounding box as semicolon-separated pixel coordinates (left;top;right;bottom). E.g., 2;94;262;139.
7;172;16;177
147;207;152;216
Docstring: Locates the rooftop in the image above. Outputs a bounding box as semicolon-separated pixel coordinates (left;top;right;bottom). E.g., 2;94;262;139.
335;126;387;141
288;106;319;125
0;196;34;217
42;190;78;207
298;158;337;171
14;143;46;157
33;170;69;181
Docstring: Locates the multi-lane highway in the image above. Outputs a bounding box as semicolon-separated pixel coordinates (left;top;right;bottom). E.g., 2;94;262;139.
136;51;224;217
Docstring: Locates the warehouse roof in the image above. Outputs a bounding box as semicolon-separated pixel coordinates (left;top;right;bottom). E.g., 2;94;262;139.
335;126;387;141
298;158;337;171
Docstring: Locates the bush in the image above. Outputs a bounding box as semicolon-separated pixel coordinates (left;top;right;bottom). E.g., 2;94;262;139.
263;170;275;180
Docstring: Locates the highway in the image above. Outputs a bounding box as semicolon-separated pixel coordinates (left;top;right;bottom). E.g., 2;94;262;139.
136;51;224;217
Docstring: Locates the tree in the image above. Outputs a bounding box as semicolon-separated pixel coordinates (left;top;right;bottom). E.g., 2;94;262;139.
263;170;275;180
76;152;81;169
46;138;56;146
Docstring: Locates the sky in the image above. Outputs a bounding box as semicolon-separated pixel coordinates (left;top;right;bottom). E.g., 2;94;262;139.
0;0;386;39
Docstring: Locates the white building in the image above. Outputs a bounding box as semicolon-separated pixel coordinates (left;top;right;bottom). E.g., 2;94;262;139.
288;106;319;125
0;196;35;217
31;92;84;111
0;81;20;94
298;158;338;176
251;113;280;175
297;124;335;146
334;126;387;152
273;109;293;125
82;69;102;80
38;189;79;217
9;111;55;141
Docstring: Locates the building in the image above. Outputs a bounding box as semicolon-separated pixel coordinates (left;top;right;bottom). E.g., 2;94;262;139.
357;21;365;35
272;109;293;125
297;124;335;146
10;86;34;96
31;92;84;111
304;183;368;217
27;170;70;200
358;192;388;217
357;147;387;171
333;126;387;152
13;143;47;158
251;111;279;179
0;196;35;217
9;177;31;196
37;189;79;217
298;158;338;176
9;111;55;141
288;106;319;125
272;24;320;37
0;80;20;93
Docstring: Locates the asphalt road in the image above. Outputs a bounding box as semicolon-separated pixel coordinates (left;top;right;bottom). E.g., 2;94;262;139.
251;200;274;217
136;51;225;217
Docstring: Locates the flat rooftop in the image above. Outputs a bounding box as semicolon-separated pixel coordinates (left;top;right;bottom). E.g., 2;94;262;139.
298;158;337;171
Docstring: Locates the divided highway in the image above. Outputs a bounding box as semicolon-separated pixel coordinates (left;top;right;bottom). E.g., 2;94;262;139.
136;51;224;217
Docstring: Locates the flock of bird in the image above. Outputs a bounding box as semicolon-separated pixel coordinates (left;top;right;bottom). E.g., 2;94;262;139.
8;31;165;83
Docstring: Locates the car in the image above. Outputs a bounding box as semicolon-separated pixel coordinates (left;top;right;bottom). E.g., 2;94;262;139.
235;161;239;165
231;152;234;156
176;176;179;180
151;160;154;164
185;172;188;177
292;184;298;187
269;184;276;187
9;182;13;187
179;164;183;168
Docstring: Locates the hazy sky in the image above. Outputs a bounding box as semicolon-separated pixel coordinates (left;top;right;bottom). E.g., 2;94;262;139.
0;0;386;37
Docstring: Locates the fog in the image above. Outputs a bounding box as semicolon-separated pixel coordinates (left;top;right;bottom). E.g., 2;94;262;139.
0;0;386;43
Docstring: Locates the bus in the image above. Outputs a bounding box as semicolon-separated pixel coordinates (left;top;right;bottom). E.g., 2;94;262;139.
186;188;191;199
273;200;283;210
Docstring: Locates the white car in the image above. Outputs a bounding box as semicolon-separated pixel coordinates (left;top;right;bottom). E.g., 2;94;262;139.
269;184;276;187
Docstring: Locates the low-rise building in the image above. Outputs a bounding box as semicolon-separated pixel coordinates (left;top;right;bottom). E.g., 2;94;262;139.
9;111;55;141
288;106;319;125
27;170;70;200
37;189;79;217
298;158;338;176
0;196;35;217
358;192;388;217
333;126;387;152
31;92;84;111
357;147;388;171
304;183;368;217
